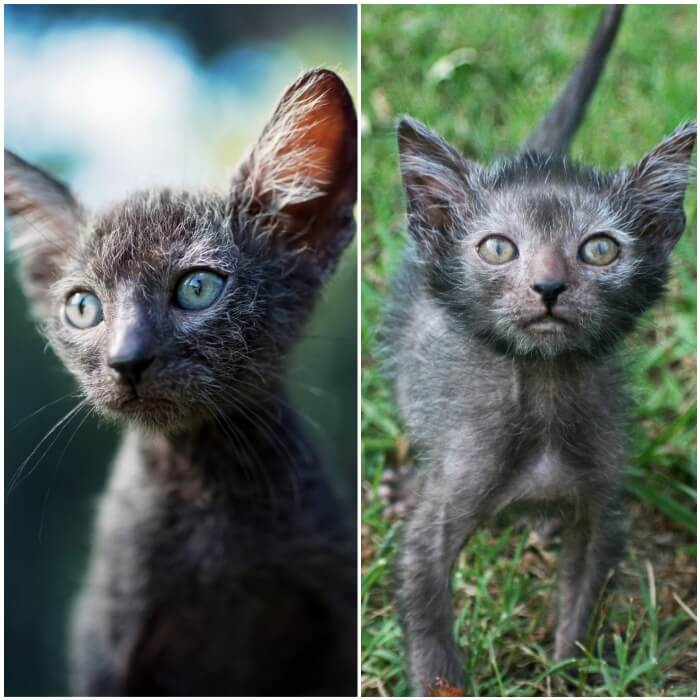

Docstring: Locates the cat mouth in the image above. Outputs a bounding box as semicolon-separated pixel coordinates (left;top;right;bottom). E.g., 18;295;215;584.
115;392;174;411
118;391;138;406
523;312;572;331
110;393;182;428
115;387;142;408
119;395;142;409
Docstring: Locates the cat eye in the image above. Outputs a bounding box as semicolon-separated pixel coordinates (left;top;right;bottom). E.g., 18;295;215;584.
175;269;226;310
64;291;103;329
579;235;619;266
477;236;518;265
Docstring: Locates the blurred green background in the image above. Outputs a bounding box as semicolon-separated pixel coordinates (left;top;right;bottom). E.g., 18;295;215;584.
4;5;356;696
361;5;696;696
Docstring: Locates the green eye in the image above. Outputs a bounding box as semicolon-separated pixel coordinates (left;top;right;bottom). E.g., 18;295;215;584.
65;291;103;329
477;236;518;264
175;270;226;310
580;235;619;266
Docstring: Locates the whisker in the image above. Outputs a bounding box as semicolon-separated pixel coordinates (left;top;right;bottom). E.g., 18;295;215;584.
9;392;80;431
6;399;88;499
37;407;93;541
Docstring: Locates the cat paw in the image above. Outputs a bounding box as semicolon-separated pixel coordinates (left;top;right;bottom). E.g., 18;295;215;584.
536;516;562;545
514;515;562;546
425;676;465;696
376;464;416;520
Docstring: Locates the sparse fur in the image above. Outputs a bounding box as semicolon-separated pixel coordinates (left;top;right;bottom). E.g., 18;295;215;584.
384;10;696;694
5;68;357;696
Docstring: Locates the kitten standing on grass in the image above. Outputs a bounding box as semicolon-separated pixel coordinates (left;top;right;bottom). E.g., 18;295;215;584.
383;6;696;694
5;69;357;696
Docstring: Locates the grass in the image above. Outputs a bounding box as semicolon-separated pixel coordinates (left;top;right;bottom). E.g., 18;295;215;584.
360;5;697;696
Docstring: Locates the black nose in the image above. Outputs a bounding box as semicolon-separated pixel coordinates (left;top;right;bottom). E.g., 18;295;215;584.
108;355;154;385
532;280;567;307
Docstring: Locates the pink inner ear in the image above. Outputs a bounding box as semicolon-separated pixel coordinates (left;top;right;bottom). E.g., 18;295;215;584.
275;71;357;239
234;69;357;264
278;79;348;192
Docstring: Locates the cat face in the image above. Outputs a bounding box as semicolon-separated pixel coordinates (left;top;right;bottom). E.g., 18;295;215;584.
5;69;357;431
398;117;696;358
34;191;318;431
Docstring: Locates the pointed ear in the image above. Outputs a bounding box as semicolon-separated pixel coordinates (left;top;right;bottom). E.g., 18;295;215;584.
231;69;356;276
397;116;476;240
621;121;696;256
5;150;83;311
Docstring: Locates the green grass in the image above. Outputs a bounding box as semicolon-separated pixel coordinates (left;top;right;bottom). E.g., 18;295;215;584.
361;5;697;696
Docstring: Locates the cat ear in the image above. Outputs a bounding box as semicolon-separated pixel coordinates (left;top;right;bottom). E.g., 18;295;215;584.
5;150;83;310
621;121;696;255
397;116;475;240
231;69;357;276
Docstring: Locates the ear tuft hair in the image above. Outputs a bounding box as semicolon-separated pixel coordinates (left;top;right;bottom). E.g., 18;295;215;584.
617;121;696;256
397;116;478;244
231;68;357;276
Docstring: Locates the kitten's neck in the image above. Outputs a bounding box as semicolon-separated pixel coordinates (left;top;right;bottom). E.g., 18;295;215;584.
509;350;602;374
504;346;623;413
136;395;317;502
474;327;619;364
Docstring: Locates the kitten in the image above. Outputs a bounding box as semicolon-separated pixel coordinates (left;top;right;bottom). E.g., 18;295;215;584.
383;7;695;694
5;69;357;696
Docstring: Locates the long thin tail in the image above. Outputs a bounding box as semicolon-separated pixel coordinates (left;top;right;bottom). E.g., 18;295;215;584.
523;5;625;156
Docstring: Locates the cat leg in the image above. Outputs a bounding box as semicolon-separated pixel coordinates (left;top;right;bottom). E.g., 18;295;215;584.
70;589;122;696
396;466;496;695
554;502;624;660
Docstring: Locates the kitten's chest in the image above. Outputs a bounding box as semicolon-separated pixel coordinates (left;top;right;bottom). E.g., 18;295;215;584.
105;431;311;577
501;445;580;509
492;360;624;499
501;360;618;440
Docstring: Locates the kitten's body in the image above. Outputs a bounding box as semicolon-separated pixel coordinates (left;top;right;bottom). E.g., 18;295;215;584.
385;7;695;693
73;406;355;696
6;70;357;695
388;249;626;687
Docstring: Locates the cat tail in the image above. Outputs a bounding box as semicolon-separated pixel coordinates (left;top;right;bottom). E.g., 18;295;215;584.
523;5;624;156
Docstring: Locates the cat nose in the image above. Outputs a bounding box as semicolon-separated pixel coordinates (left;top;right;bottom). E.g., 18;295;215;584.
108;321;155;385
109;354;154;385
532;280;567;307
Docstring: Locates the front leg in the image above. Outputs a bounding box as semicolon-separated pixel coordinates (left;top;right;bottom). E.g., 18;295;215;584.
396;462;498;695
554;500;624;660
71;593;122;696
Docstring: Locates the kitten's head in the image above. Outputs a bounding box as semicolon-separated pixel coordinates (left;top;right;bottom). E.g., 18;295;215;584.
398;117;695;358
5;69;356;431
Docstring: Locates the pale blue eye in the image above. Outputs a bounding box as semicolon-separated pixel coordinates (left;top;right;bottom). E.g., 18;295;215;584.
175;270;226;310
65;291;103;329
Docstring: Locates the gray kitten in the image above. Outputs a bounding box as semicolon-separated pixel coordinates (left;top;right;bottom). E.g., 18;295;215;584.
383;7;696;694
5;69;357;696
